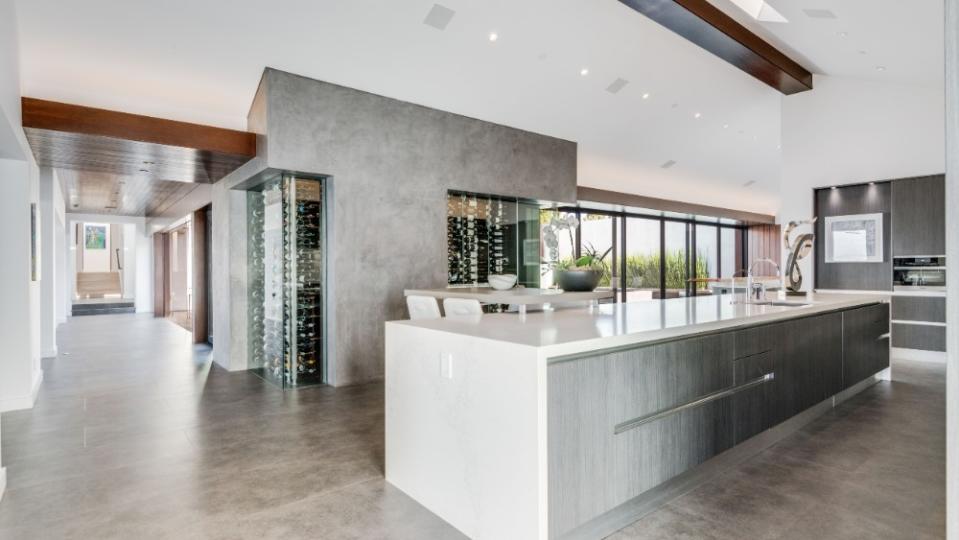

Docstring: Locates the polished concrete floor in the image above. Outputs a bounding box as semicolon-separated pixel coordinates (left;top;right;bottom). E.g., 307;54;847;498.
0;314;945;539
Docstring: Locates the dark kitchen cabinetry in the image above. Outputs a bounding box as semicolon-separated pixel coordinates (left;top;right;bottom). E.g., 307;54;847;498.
842;303;891;388
547;302;889;538
891;175;946;257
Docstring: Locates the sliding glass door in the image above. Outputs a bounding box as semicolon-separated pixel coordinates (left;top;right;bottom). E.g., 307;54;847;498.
624;217;661;301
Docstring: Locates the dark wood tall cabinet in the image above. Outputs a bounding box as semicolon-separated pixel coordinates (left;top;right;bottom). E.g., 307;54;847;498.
891;175;946;257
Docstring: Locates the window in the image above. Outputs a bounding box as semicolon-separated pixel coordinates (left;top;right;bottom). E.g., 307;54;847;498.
578;213;619;297
624;217;661;301
664;221;689;298
695;224;718;293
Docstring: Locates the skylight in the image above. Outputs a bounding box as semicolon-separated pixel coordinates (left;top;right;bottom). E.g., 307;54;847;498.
728;0;788;23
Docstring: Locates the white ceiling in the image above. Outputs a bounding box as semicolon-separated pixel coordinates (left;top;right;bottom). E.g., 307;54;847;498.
709;0;944;86
13;0;943;216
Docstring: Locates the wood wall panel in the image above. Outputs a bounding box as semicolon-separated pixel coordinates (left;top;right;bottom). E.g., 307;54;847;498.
814;183;892;291
746;224;782;274
191;207;209;343
153;232;169;317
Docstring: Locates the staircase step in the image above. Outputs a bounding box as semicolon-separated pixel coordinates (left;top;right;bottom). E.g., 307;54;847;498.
72;301;135;316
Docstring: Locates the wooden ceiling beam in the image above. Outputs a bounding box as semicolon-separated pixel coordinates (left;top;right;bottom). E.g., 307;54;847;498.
22;98;255;156
618;0;813;94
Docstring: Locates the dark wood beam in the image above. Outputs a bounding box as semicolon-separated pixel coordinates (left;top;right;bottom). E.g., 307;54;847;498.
22;97;255;183
618;0;813;94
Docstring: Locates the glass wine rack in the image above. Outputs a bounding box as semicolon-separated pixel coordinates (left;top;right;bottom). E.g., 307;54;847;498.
247;173;326;388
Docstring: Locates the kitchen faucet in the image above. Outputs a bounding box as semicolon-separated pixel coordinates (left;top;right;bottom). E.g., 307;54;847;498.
746;258;782;302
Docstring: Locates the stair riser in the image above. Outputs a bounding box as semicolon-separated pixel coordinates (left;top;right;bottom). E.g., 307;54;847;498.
72;308;136;316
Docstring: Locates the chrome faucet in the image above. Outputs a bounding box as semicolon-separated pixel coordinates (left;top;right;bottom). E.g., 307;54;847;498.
746;258;782;303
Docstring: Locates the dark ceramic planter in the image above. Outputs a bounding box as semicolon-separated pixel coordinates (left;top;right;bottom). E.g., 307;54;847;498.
555;270;602;292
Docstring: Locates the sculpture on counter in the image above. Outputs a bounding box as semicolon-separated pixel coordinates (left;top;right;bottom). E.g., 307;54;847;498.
783;217;817;295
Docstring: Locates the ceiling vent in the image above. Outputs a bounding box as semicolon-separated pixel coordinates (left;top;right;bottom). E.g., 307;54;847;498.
423;4;455;30
661;160;677;169
802;8;837;19
606;78;629;94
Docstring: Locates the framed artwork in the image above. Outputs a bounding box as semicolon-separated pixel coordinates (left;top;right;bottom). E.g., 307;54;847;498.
85;224;107;250
30;203;39;281
824;213;884;263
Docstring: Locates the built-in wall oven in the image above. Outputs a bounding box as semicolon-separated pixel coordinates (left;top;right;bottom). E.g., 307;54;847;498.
893;256;946;291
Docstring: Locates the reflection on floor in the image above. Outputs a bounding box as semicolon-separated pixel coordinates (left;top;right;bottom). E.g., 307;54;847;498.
168;310;192;332
0;313;945;539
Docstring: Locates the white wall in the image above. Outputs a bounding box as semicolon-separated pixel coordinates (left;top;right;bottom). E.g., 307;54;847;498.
0;0;43;428
39;167;60;357
779;74;946;289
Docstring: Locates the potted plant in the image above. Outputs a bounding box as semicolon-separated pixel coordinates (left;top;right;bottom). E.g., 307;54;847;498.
554;244;611;292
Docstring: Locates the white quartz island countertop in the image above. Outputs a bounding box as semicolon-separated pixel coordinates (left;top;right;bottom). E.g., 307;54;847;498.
388;292;887;359
385;292;889;540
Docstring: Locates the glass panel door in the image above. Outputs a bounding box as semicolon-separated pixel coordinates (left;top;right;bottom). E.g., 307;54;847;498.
579;213;618;301
664;221;689;297
624;217;661;302
246;173;326;388
695;224;718;295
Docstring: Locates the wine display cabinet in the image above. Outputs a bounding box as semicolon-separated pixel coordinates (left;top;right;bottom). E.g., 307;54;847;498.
247;173;326;387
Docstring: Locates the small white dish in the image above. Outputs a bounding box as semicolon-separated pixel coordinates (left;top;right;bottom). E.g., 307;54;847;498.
488;274;518;290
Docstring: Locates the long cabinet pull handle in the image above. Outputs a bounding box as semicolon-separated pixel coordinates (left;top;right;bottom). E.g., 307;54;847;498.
877;333;891;341
614;373;776;435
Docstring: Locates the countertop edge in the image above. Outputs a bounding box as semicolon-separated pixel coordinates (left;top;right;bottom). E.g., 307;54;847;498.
541;297;885;362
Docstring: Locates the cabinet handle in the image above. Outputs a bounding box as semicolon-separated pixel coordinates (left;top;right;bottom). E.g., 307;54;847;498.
877;333;890;341
614;373;776;435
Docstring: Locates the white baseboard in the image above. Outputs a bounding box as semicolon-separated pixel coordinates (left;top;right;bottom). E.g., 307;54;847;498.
0;466;6;502
41;346;57;359
0;368;44;413
891;347;947;363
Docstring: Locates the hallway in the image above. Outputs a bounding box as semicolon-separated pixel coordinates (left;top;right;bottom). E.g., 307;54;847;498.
0;314;461;539
0;314;946;539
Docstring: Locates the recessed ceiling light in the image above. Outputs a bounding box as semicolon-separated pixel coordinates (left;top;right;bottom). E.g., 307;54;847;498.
642;92;650;100
694;112;702;119
488;32;498;42
803;8;837;19
875;65;886;71
831;186;838;190
606;78;629;94
423;4;455;30
661;160;677;169
837;31;848;38
580;68;589;76
723;124;729;129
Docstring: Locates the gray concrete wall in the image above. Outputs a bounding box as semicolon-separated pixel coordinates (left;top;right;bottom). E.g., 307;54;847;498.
259;68;578;385
210;76;270;372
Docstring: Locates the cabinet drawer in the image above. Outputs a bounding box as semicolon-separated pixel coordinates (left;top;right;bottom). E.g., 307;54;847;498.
891;323;946;352
891;296;946;323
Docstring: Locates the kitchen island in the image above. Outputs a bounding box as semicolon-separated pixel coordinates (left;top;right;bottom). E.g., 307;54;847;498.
385;293;890;540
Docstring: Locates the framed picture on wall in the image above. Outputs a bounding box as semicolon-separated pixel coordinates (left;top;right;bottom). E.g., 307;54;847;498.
824;213;884;263
85;224;107;250
31;203;39;281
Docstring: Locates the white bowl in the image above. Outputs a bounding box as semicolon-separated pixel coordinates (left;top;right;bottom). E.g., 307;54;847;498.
488;274;518;290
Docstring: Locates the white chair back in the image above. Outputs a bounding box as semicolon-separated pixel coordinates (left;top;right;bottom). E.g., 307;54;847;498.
443;298;483;317
406;295;441;320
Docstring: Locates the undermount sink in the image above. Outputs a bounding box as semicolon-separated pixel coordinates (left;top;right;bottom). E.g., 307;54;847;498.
752;300;811;308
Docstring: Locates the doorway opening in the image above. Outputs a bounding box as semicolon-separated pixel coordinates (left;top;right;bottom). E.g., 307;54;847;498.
71;221;135;316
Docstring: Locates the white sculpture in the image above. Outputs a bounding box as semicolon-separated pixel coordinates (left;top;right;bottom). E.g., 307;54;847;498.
783;218;817;295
